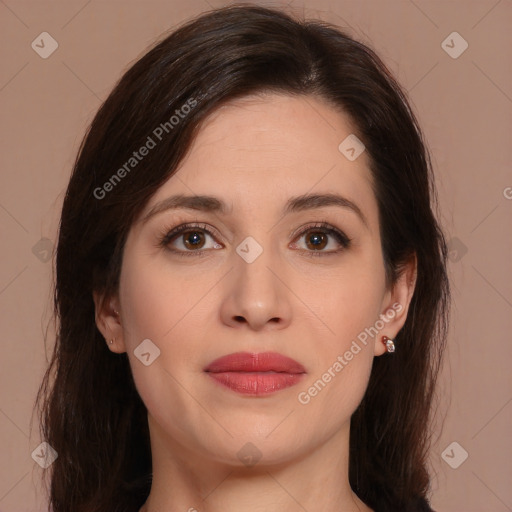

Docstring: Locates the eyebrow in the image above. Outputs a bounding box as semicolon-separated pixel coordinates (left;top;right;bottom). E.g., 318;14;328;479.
141;192;368;228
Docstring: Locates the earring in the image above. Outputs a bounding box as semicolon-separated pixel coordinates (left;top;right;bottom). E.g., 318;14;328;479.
382;335;395;353
109;337;114;345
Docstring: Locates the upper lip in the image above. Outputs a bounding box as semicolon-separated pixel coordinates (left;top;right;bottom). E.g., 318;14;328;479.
204;351;306;374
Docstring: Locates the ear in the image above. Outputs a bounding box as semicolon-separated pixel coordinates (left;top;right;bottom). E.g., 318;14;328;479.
93;290;126;353
374;253;417;356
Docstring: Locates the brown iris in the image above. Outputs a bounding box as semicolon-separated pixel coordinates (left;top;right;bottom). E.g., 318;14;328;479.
305;231;328;251
183;231;206;250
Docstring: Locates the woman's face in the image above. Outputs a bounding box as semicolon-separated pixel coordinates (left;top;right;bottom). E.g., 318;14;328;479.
102;93;413;467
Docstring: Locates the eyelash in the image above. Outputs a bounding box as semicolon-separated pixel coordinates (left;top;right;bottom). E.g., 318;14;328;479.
157;220;352;258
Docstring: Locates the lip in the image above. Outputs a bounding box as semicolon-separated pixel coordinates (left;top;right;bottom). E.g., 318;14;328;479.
204;351;306;396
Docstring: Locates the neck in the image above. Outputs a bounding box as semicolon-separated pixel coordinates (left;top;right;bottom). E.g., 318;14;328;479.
140;414;372;512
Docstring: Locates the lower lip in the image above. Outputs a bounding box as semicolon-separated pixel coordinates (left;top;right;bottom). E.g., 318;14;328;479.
206;371;305;395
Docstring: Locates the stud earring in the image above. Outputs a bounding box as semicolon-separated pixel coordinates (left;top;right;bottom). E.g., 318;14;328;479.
382;335;395;353
109;337;114;345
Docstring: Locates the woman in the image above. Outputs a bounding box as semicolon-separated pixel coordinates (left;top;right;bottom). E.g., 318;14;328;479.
35;4;450;512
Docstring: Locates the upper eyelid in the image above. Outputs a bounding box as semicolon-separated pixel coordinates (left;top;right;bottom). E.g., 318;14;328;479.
289;221;345;238
164;221;344;235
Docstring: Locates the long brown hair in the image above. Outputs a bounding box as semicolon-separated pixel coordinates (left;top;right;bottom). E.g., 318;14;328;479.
34;4;450;511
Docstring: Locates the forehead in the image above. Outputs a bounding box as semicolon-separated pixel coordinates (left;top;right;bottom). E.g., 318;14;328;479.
145;93;378;227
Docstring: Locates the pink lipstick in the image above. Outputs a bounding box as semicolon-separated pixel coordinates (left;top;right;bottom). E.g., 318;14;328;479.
204;351;306;395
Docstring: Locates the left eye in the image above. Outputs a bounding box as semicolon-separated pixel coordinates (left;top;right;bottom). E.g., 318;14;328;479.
290;225;351;253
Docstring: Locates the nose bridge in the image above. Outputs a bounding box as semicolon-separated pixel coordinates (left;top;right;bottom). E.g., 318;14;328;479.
235;232;279;304
221;231;291;330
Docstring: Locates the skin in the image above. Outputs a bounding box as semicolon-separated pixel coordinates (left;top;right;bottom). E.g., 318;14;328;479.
95;93;416;512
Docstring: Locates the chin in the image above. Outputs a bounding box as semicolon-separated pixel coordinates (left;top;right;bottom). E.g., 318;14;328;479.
199;427;315;469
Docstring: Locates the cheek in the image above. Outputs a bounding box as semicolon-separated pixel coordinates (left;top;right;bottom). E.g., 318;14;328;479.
118;244;222;381
119;260;167;345
296;292;377;432
117;247;188;397
119;246;204;345
304;259;386;351
292;258;384;417
294;332;374;442
118;249;207;434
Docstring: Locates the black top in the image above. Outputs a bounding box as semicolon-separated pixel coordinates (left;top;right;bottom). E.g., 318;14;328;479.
373;496;435;512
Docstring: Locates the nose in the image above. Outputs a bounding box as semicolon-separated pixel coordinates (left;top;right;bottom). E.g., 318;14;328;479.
219;243;292;331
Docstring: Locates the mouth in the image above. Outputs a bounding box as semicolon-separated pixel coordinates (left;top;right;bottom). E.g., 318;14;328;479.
204;351;306;396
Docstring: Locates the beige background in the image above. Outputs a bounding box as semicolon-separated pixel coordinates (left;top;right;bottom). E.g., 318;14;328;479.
0;0;511;510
